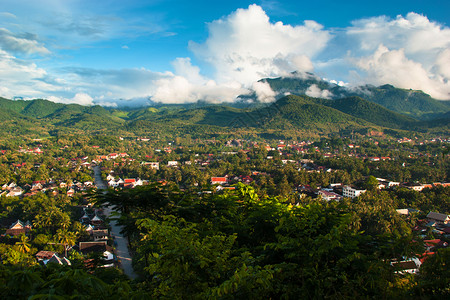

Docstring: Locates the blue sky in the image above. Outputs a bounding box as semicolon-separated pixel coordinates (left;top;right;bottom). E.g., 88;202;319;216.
0;0;449;106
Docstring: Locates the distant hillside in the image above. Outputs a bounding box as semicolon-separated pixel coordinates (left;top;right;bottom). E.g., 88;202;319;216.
423;111;450;129
317;96;418;129
0;104;51;137
347;84;450;120
261;75;450;120
0;97;64;118
0;97;125;133
260;72;346;97
0;94;447;138
253;95;372;132
21;99;67;118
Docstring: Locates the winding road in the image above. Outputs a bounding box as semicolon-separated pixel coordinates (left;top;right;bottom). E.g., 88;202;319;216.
93;165;137;279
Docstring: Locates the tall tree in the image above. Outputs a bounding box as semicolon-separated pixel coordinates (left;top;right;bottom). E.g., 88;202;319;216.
15;234;31;254
55;229;76;257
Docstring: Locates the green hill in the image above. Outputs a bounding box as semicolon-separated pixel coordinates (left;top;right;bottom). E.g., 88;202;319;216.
262;76;450;120
0;97;29;113
261;73;345;96
45;104;87;123
0;94;447;138
253;95;372;132
423;111;450;129
0;97;125;133
21;99;66;118
317;96;418;129
0;105;51;137
51;105;125;130
349;84;450;120
167;106;246;127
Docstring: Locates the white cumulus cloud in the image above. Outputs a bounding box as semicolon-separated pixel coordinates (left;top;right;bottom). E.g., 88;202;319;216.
0;28;50;55
189;4;330;85
0;49;56;99
347;13;450;59
49;92;94;105
152;4;330;104
305;84;333;99
434;48;450;79
253;81;276;102
152;75;246;104
171;57;206;85
355;45;450;100
339;12;450;99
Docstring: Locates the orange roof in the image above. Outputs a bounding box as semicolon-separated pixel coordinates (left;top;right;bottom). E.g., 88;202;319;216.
433;182;450;187
419;252;435;264
211;177;227;182
424;239;442;247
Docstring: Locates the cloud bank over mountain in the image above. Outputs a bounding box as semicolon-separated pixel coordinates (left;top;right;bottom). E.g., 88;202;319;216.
0;4;449;105
346;13;450;100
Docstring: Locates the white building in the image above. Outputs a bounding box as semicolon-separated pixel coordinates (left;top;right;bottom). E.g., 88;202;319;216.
318;190;343;201
343;186;366;198
108;178;123;187
7;187;24;197
142;162;160;170
391;257;421;274
167;161;178;167
404;183;426;191
396;208;420;216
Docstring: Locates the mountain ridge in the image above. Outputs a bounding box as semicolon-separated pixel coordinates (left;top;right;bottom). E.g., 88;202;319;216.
259;74;450;120
0;78;448;139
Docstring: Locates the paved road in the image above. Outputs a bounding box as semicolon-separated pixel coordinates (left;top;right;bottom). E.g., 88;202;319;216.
93;166;137;279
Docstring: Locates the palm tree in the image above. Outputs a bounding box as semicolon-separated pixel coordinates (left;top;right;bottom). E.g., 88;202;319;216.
15;234;31;253
58;213;71;231
55;229;76;257
71;221;86;238
34;206;60;233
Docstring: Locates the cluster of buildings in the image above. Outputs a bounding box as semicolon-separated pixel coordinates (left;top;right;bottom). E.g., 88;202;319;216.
391;211;450;274
0;179;96;198
96;152;130;162
106;175;148;188
1;207;115;268
77;208;115;268
304;179;449;202
18;147;44;155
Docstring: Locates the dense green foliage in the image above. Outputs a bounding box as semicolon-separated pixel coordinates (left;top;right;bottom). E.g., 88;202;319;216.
257;95;370;131
0;265;134;299
92;183;449;298
319;96;418;129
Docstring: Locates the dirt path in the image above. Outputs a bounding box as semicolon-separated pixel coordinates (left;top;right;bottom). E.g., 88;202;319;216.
93;165;138;279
